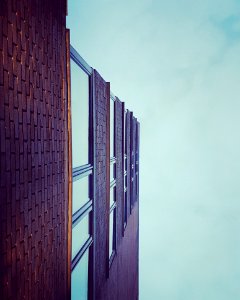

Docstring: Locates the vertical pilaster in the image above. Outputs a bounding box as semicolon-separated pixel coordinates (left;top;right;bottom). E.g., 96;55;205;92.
0;1;68;299
93;69;110;299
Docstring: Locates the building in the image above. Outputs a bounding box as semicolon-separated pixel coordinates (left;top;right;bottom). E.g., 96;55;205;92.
0;1;139;299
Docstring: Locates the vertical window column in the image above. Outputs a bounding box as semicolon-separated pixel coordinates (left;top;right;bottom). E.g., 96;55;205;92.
109;94;116;263
70;47;93;300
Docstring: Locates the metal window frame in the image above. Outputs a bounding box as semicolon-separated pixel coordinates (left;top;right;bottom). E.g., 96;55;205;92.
109;92;117;267
109;206;117;267
72;164;93;181
70;45;92;76
69;45;94;299
72;200;93;227
71;237;93;271
110;93;116;162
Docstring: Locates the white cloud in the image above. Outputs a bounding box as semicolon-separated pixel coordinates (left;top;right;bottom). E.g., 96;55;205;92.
67;1;240;299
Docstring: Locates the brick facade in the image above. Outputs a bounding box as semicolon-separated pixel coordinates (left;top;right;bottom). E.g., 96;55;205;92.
94;85;139;300
1;2;139;299
93;80;139;299
93;70;110;299
0;1;68;299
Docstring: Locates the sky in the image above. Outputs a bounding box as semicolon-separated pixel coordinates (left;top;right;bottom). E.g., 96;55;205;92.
67;1;240;299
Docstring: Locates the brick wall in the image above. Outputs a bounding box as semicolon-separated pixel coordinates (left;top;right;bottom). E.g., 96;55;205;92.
93;70;110;299
93;71;139;300
0;2;139;298
100;200;139;300
0;1;68;299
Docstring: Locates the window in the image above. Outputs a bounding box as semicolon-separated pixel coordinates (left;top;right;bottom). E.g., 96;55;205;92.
109;94;116;263
72;176;89;215
71;59;89;168
71;249;89;300
70;46;93;300
110;97;115;158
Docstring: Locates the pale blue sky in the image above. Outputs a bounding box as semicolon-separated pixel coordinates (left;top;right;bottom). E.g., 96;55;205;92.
67;1;240;299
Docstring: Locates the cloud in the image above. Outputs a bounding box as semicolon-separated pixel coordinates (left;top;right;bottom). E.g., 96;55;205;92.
67;1;240;299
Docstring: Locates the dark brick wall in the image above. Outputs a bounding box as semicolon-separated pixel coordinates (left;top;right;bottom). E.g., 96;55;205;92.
100;204;139;300
0;1;68;299
93;70;110;299
93;72;139;300
0;2;139;298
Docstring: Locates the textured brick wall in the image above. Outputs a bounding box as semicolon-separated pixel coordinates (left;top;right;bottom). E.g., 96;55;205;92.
95;97;139;300
0;1;68;299
93;71;139;299
93;70;110;299
100;202;139;300
0;2;139;298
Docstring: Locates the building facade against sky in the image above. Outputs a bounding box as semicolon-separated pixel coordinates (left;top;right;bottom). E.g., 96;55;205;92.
0;1;140;299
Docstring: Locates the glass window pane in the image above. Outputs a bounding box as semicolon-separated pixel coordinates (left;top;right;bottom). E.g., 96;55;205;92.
110;187;115;208
72;177;89;215
110;163;115;183
109;210;114;258
71;59;89;168
124;191;127;223
72;214;89;260
136;174;138;196
110;99;114;158
71;249;89;300
124;112;127;155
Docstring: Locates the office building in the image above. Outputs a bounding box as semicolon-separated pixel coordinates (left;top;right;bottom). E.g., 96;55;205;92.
0;1;139;299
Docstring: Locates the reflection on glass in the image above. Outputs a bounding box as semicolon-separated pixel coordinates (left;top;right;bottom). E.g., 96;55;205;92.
110;99;114;158
124;191;127;223
124;111;127;155
72;214;89;259
110;187;115;208
71;249;89;300
72;177;89;215
110;163;115;183
136;174;138;196
109;210;114;258
71;59;89;168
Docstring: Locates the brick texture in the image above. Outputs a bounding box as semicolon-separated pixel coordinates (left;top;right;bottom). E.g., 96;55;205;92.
93;83;139;299
0;1;68;299
100;199;139;300
93;70;110;299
